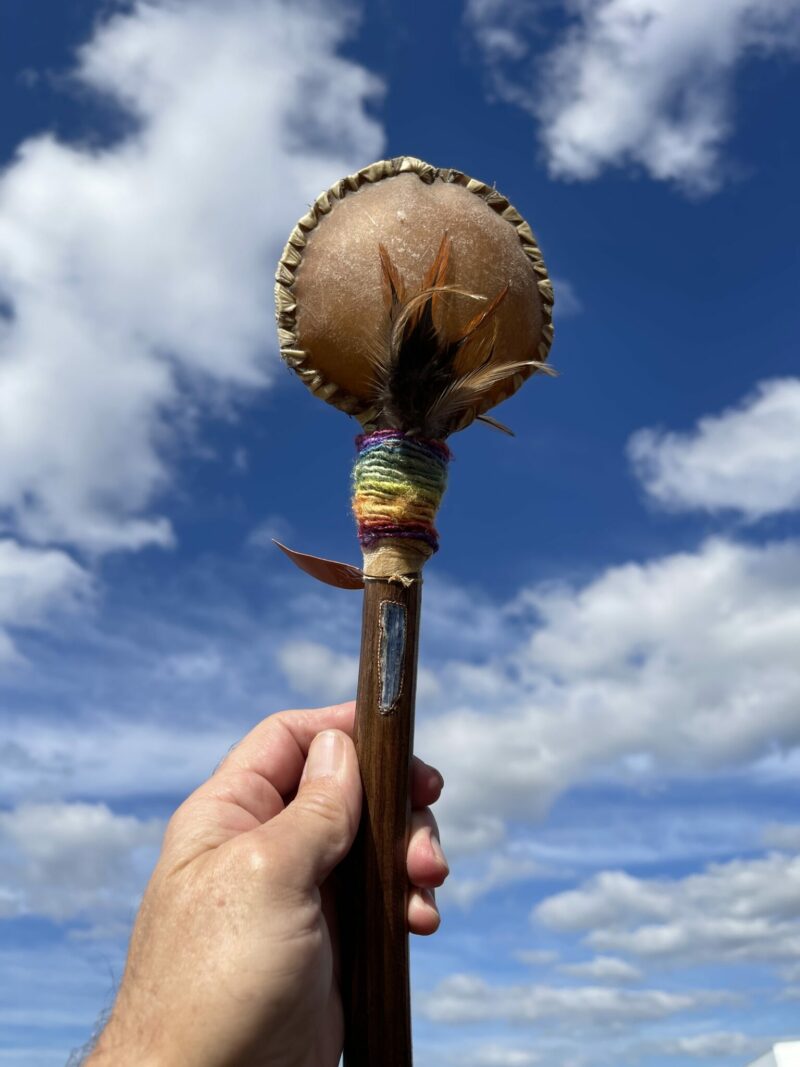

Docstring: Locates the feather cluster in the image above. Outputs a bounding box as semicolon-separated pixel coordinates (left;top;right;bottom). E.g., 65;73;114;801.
366;234;553;438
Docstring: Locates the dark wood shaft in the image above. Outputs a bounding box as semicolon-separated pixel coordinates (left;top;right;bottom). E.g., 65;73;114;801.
341;575;422;1067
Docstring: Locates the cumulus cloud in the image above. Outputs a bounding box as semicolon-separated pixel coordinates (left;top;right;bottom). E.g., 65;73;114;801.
466;1047;541;1067
0;562;364;806
0;801;162;923
535;852;800;966
764;824;800;850
277;639;359;703
645;1031;771;1058
515;949;560;966
0;0;382;552
467;0;800;192
420;535;800;849
443;847;545;907
629;378;800;519
558;955;641;983
421;972;728;1026
0;540;92;662
277;637;441;705
8;527;800;878
0;712;240;804
14;521;787;862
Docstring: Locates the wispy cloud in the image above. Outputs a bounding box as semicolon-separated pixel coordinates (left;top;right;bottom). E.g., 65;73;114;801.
558;955;641;984
465;1047;541;1067
551;277;582;319
422;972;731;1025
638;1031;772;1059
467;0;800;193
246;514;293;551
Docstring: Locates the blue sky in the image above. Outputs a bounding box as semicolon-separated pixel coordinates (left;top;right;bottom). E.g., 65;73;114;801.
1;1;800;1064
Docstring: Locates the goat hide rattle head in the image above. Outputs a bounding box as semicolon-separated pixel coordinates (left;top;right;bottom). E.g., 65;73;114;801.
275;156;554;440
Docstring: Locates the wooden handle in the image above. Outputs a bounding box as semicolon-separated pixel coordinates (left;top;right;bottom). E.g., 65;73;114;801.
341;576;422;1067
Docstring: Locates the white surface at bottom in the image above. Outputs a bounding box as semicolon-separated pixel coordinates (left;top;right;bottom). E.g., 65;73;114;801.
749;1043;800;1067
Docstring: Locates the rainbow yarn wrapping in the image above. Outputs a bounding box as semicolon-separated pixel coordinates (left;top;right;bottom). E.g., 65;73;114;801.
352;430;451;553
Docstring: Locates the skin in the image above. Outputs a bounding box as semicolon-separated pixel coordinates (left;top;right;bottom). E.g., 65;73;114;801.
87;702;449;1067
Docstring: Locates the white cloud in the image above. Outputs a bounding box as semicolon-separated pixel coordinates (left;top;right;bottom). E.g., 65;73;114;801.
444;848;545;907
468;0;800;193
7;525;800;884
552;277;582;319
0;713;238;803
467;1047;541;1067
441;815;508;858
278;639;359;702
659;1032;773;1058
625;1031;776;1061
558;955;642;983
764;824;800;850
512;805;766;873
277;637;441;705
537;869;671;930
246;514;292;551
421;972;728;1026
629;378;800;519
0;0;383;552
466;0;549;66
515;949;560;966
0;540;92;662
420;535;800;850
535;851;800;966
0;801;162;922
0;564;366;805
160;648;224;682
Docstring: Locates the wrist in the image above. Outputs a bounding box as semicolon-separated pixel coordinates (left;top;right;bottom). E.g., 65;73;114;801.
84;1015;168;1067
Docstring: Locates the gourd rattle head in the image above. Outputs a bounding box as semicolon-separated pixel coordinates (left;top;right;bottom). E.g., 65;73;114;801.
275;156;554;440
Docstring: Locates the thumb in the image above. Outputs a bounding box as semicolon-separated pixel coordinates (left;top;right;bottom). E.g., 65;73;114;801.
260;729;362;892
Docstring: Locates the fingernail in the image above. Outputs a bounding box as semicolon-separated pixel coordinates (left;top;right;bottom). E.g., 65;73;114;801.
429;830;449;872
304;731;344;782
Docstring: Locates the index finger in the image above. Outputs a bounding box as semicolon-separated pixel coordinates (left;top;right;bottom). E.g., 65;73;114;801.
218;702;357;797
217;702;444;807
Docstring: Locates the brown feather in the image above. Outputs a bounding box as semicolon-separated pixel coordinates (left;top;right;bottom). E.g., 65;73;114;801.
477;414;515;436
408;233;451;330
390;285;481;356
452;318;498;381
379;242;406;313
452;283;510;347
426;357;541;432
421;232;451;290
365;238;551;436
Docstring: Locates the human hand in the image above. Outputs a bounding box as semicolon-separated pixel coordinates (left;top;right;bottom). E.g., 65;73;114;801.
87;702;448;1067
